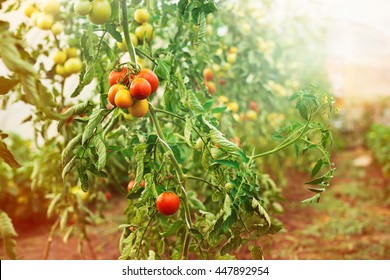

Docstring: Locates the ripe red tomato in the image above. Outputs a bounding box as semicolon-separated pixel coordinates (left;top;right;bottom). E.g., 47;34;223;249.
136;69;159;93
130;77;152;100
107;84;126;106
109;67;131;87
156;192;180;216
105;192;112;200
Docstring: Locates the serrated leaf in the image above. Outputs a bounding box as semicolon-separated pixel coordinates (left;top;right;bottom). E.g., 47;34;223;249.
223;194;232;220
249;245;264;260
189;228;204;242
162;221;185;237
305;176;326;185
211;106;227;113
201;2;218;14
59;208;69;232
220;235;242;256
62;135;82;167
296;101;308;120
302;193;321;204
202;99;214;111
82;108;105;144
92;135;106;171
252;198;271;228
307;186;325;193
47;193;61;218
105;23;122;42
0;76;18;95
62;155;77;180
154;58;171;81
213;159;239;170
197;11;206;43
186;90;205;112
209;129;239;153
0;139;20;168
78;166;89;192
311;158;323;178
63;225;74;244
0;211;18;259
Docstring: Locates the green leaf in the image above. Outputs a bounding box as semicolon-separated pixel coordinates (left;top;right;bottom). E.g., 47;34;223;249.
249;245;264;260
304;176;326;185
0;210;18;260
62;155;77;180
62;135;82;167
197;11;206;43
307;187;325;193
201;2;218;14
91;135;107;171
302;193;321;204
78;166;89;192
105;23;122;42
202;99;214;111
0;138;21;168
189;228;204;242
209;129;239;153
70;65;95;98
162;221;185;237
251;198;271;228
220;235;242;256
47;193;61;218
185;90;205;112
213;159;239;170
311;158;323;178
296;101;308;120
82;108;105;144
211;106;227;113
154;58;171;81
0;76;18;95
222;194;232;220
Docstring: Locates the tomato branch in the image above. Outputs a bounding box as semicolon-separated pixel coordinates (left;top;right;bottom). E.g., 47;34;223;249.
120;0;138;67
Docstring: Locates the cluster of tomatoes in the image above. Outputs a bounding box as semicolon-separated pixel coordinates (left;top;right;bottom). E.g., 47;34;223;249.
53;48;83;78
107;66;158;118
127;179;180;216
74;0;112;25
24;0;64;35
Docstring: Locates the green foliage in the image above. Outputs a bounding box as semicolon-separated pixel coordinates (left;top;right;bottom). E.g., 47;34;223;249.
366;123;390;176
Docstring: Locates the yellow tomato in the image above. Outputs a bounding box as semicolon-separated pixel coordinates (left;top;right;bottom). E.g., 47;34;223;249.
135;23;153;42
227;102;239;113
128;99;149;118
53;50;67;64
134;8;150;24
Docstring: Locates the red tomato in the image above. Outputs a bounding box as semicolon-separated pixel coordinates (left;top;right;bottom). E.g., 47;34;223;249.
136;69;159;93
105;192;112;200
109;67;131;86
130;77;152;100
156;192;180;216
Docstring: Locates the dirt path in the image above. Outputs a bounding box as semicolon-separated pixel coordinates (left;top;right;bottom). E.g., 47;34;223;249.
2;146;389;260
264;146;390;259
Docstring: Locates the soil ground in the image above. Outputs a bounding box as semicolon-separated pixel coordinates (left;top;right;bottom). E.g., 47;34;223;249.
2;146;389;260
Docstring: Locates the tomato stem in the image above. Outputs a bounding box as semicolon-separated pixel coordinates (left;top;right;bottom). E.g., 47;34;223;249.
120;0;138;67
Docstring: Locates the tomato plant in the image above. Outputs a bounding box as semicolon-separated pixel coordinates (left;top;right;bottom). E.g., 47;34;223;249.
0;0;335;260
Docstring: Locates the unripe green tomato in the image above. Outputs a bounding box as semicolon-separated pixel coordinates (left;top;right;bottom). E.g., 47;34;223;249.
53;50;67;64
37;14;54;30
134;8;150;24
135;23;153;42
51;22;64;35
74;0;92;16
87;0;112;25
224;182;234;190
64;58;83;74
67;37;79;47
42;0;60;16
